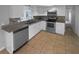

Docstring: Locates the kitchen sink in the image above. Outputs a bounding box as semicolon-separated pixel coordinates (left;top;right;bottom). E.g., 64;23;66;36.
24;20;37;24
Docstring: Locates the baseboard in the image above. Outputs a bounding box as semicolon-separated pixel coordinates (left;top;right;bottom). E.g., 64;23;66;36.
0;47;5;51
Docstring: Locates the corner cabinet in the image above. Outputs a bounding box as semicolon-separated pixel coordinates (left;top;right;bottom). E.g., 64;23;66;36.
55;22;65;35
29;21;46;39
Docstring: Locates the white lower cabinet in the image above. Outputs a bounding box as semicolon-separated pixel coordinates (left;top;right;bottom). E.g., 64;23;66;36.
4;21;46;53
56;22;65;35
40;21;46;30
4;20;65;54
4;27;28;53
5;31;13;54
29;21;46;39
29;22;40;39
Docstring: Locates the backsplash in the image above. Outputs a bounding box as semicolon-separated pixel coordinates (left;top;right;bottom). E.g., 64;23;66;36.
33;16;48;20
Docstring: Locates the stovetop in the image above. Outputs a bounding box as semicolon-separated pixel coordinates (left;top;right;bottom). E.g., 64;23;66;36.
46;19;57;22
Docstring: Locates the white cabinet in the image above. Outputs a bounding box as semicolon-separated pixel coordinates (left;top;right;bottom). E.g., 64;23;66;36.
4;27;28;53
56;22;65;35
4;31;13;53
29;21;46;39
4;21;46;53
40;21;46;30
29;22;41;39
57;6;66;16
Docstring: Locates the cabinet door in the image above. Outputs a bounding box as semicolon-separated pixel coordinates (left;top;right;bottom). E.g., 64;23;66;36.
41;21;46;30
29;22;41;39
56;22;65;35
57;6;65;16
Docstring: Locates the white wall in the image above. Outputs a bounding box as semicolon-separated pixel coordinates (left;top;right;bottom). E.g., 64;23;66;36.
0;5;10;50
71;5;79;37
65;6;72;24
0;6;9;24
74;6;79;36
9;5;33;20
9;5;24;18
71;6;75;31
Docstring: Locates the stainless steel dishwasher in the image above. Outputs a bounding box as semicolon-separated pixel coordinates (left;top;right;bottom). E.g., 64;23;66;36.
13;26;28;51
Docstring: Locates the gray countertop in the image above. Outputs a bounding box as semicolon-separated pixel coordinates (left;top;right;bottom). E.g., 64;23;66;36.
1;19;42;32
2;16;65;32
2;22;28;32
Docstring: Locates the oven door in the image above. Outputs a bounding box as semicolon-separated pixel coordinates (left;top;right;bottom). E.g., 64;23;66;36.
46;22;55;33
47;22;54;28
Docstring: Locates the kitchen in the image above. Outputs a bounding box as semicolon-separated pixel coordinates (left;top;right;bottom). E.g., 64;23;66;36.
0;5;79;54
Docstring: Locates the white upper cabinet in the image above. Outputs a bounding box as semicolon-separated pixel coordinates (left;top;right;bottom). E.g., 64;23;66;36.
57;6;66;16
48;5;66;16
31;6;53;16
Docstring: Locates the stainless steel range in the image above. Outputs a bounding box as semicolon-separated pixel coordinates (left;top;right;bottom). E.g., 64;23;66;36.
46;11;57;33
